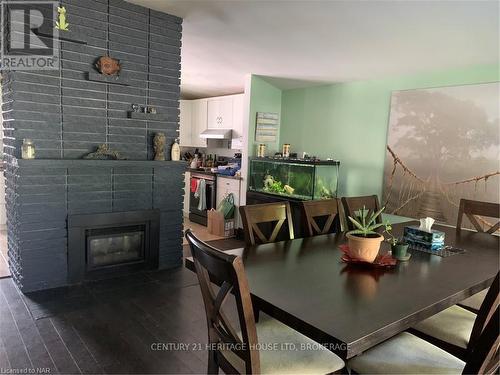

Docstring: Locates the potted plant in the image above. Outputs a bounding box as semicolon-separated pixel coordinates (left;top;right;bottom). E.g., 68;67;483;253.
384;222;410;260
346;206;385;262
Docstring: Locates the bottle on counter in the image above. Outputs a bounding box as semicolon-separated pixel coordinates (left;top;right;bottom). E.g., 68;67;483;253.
190;155;198;169
171;139;180;161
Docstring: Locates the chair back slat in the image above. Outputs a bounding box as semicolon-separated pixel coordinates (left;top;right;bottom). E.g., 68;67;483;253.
341;195;382;231
302;199;340;236
457;199;500;234
185;230;260;374
239;202;294;245
463;306;499;374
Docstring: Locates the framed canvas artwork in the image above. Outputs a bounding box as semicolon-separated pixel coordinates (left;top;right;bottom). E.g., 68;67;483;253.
383;82;499;228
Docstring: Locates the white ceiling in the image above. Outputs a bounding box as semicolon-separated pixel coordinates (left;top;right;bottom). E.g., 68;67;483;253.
128;0;499;99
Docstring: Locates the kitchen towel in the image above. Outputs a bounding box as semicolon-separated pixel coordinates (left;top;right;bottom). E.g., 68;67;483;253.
195;179;206;211
190;178;198;193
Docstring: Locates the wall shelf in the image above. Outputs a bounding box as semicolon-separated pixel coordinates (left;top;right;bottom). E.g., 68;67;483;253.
127;112;168;120
86;71;131;86
34;30;88;45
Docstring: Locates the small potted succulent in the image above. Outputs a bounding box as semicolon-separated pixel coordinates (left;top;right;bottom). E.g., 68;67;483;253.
346;206;385;262
383;222;410;260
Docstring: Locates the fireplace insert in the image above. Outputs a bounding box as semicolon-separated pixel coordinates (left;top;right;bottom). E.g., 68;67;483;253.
68;210;160;282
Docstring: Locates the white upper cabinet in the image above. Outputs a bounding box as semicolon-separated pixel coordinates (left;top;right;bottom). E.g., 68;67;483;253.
179;94;244;148
179;99;207;147
179;100;192;147
191;99;208;147
207;97;234;129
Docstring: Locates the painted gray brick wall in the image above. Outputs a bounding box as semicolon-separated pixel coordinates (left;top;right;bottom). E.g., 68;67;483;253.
1;0;184;292
2;0;182;160
7;159;185;292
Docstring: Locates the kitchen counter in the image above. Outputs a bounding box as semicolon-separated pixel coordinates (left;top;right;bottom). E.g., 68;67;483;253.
187;168;216;176
186;168;242;180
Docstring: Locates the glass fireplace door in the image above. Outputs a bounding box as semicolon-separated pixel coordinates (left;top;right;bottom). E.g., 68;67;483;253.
86;224;146;269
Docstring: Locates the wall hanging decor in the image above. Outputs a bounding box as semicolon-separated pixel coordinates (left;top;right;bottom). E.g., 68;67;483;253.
55;6;69;31
95;56;121;76
382;82;499;228
255;112;279;143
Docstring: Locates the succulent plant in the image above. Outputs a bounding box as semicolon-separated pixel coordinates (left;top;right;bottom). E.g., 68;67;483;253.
348;205;385;236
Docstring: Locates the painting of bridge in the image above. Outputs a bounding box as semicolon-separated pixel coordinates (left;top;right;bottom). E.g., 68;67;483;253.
383;82;500;228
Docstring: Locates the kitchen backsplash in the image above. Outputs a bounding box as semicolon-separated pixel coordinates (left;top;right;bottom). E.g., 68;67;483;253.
180;145;241;158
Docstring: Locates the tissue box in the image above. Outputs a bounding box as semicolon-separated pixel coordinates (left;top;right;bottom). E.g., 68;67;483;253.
403;226;445;251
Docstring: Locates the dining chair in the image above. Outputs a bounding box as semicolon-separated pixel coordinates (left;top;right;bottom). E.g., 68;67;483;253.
239;202;294;245
456;199;499;313
301;199;341;236
347;306;499;374
410;272;499;360
456;199;500;234
185;229;346;374
341;195;382;230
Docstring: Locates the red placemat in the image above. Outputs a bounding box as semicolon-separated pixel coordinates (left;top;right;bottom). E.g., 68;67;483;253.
339;244;397;267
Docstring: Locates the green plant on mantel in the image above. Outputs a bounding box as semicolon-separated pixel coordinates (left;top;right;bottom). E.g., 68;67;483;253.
348;205;385;237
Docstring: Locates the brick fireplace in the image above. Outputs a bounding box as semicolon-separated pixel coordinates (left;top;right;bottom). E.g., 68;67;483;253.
1;0;184;292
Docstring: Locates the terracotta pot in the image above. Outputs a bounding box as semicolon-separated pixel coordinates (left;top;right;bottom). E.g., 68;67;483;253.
346;232;384;263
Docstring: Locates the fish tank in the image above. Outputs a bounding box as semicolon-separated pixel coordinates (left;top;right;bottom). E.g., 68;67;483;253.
248;158;340;200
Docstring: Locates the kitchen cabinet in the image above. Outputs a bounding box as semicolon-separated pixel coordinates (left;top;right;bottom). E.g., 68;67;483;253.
191;99;208;147
179;100;192;147
180;99;207;147
180;94;244;148
207;97;233;129
216;177;241;228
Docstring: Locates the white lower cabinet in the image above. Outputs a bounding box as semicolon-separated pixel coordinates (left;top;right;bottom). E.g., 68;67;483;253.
216;177;241;229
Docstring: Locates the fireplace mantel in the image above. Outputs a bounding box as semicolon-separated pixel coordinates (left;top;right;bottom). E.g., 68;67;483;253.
14;159;186;168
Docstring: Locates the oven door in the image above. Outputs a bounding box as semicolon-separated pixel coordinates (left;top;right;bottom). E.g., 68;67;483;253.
189;176;216;226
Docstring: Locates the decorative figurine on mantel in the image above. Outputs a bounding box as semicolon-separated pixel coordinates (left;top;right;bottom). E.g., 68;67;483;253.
83;144;126;160
153;133;166;161
95;56;121;76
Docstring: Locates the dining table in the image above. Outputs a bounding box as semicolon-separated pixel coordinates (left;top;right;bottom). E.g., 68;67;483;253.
184;221;499;360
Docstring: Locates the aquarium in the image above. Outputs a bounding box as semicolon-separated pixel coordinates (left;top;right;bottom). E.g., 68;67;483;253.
248;158;340;200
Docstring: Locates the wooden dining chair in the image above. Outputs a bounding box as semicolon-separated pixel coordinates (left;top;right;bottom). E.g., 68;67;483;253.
301;199;341;236
185;229;345;374
456;199;500;234
410;272;499;360
239;202;294;245
456;199;499;312
347;306;499;374
341;195;382;230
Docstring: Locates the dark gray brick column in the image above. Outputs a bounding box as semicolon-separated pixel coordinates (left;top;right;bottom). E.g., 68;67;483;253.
1;0;184;292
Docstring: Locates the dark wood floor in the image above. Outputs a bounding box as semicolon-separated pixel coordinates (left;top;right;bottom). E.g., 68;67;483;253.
0;240;245;374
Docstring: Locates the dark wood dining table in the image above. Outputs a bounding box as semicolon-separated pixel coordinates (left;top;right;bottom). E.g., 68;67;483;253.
185;221;499;360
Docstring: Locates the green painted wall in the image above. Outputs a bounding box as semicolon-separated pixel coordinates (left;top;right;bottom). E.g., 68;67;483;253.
247;75;282;156
280;64;499;198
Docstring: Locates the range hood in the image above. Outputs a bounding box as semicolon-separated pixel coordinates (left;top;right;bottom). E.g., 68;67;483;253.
199;128;233;139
